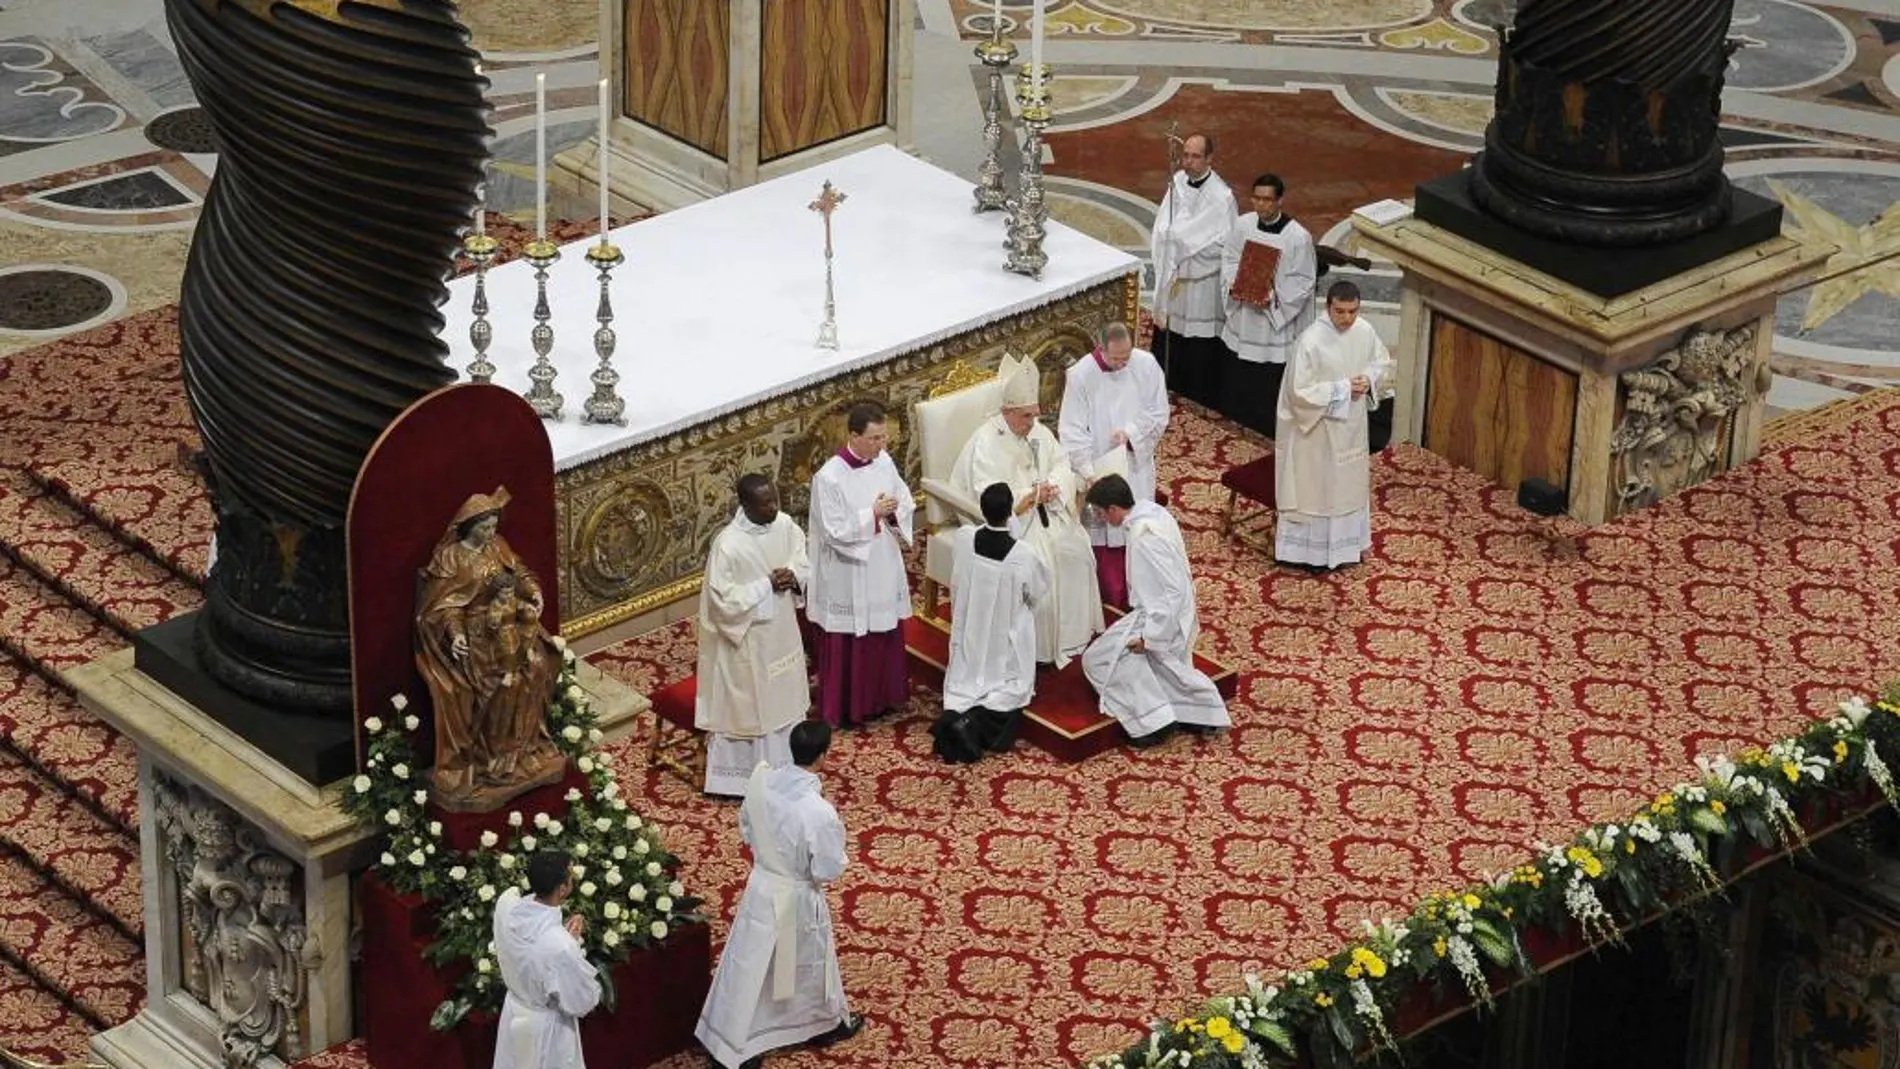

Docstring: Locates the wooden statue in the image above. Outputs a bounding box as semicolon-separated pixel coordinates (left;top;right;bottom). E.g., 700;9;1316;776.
414;487;568;812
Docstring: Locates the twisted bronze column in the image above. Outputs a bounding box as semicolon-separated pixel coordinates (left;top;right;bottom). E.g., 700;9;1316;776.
167;0;488;714
1469;0;1739;246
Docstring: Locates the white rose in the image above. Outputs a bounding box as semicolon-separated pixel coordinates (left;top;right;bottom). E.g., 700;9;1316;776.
551;635;567;652
408;850;426;866
610;798;627;811
669;881;685;897
449;866;468;881
534;813;550;829
392;763;409;780
499;854;516;870
580;881;597;898
380;851;396;867
655;895;673;912
588;728;604;744
508;811;523;827
629;885;646;902
565;685;584;704
391;694;409;711
476;958;491;973
404;715;419;731
562;726;583;743
578;757;595;774
604;902;622;920
547;821;564;837
604;869;622;886
645;861;662;877
477;885;496;902
425;844;435;856
412;790;428;805
353;775;371;793
521;835;538;851
625;815;642;831
384;809;402;826
595;818;611;833
650;921;668;940
565;788;582;802
574;842;590;858
573;865;587;880
479;830;499;848
603;929;620;948
428;821;443;837
611;845;626;860
365;717;384;733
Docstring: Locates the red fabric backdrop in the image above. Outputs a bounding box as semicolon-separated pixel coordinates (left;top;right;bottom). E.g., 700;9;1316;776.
346;383;559;763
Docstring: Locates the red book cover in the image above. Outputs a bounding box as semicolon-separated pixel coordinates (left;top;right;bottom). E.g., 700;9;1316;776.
1228;241;1281;305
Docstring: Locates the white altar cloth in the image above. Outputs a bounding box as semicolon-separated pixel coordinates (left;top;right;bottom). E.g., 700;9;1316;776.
439;145;1140;471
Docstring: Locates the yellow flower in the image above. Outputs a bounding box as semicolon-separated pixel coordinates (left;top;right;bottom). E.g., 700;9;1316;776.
1834;740;1849;763
1433;937;1448;958
1350;947;1389;979
1565;846;1603;878
1222;1033;1245;1055
1710;800;1726;815
1315;993;1334;1007
1345;964;1362;979
1626;838;1637;854
1462;893;1482;910
1205;1018;1231;1040
1501;907;1513;920
1174;1018;1196;1033
1308;958;1330;972
1655;792;1674;808
1782;761;1801;783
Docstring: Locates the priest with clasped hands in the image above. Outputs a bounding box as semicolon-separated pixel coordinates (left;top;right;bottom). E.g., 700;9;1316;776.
949;353;1101;667
491;851;601;1069
1058;320;1170;610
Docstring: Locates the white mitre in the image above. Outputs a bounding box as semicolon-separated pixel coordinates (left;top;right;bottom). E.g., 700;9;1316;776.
997;353;1039;408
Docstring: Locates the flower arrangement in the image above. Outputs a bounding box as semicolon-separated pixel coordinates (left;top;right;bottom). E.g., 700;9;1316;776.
1084;686;1900;1069
342;640;704;1030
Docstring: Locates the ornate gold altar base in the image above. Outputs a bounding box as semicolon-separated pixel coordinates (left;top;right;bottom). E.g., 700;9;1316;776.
558;273;1139;642
1353;213;1832;525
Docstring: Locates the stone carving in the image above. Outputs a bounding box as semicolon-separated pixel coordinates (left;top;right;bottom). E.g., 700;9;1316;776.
1612;325;1756;511
152;773;310;1068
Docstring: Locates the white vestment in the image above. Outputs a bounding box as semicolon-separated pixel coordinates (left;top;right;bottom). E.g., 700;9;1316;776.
950;415;1101;665
1219;213;1317;365
944;526;1048;712
696;764;850;1069
1276;317;1395;567
1058;350;1170;548
695;509;813;796
1081;501;1229;737
1151;169;1238;338
492;890;602;1069
806;449;914;636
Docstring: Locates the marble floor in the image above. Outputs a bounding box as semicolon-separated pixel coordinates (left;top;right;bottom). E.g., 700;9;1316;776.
0;0;1895;416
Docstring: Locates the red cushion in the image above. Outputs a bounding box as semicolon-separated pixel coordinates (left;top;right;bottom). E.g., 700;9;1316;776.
1219;454;1277;507
652;676;698;730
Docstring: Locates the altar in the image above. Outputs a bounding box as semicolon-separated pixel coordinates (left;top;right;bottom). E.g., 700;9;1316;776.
440;145;1140;639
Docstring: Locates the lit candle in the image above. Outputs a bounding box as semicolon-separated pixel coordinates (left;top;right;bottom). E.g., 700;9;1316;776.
474;64;486;236
597;78;611;240
991;0;1002;36
1030;0;1045;97
534;72;547;241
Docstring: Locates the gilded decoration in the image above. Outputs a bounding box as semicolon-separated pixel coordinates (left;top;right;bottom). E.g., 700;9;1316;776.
1611;324;1757;514
555;277;1129;635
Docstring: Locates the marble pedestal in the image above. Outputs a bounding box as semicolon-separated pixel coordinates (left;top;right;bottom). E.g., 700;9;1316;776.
67;649;647;1069
1353;211;1833;524
558;0;916;213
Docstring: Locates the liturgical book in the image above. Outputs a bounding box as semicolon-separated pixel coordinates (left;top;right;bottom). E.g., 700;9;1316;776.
1228;242;1281;306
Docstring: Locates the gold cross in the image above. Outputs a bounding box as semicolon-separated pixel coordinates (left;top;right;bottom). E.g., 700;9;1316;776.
810;180;847;256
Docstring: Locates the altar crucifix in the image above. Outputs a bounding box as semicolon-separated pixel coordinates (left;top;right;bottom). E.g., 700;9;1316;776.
810;179;847;350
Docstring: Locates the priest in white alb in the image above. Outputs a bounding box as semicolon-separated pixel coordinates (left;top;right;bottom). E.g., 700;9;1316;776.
694;474;811;797
492;852;601;1069
696;721;864;1069
1276;280;1395;570
1058;321;1170;610
807;401;914;728
934;483;1049;763
949;353;1100;667
1149;132;1237;408
1080;475;1229;746
1219;173;1317;438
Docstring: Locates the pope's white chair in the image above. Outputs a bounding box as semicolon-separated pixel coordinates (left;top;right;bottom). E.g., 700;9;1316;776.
911;362;1003;617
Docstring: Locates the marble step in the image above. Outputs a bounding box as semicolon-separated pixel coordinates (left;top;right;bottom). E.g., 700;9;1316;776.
0;849;144;1030
0;952;100;1065
0;745;141;941
0;470;202;638
0;657;139;833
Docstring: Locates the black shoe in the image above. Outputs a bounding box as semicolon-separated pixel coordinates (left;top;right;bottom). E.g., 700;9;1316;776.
1127;727;1172;749
1178;723;1221;736
810;1013;865;1048
708;1056;762;1069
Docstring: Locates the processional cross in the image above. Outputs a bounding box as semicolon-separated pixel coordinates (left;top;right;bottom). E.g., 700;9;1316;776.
810;179;847;350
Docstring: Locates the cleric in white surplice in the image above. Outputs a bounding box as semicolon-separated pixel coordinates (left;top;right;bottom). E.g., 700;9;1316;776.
1275;280;1395;570
694;474;812;797
1057;321;1170;610
492;852;602;1069
949;353;1101;667
936;483;1050;762
1079;475;1229;745
696;722;864;1069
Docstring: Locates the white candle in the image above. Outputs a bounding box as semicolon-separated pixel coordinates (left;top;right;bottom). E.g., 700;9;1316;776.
474;64;486;236
1030;0;1045;97
597;78;611;240
991;0;1002;35
534;72;547;240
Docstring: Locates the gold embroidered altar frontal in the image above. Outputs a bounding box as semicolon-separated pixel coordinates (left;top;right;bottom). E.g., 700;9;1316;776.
556;274;1137;638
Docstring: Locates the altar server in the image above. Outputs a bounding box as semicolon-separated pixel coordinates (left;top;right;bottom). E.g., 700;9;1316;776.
1058;321;1170;609
936;483;1049;763
950;353;1101;666
1150;132;1238;407
807;402;915;728
492;852;601;1069
1080;475;1229;745
697;721;864;1069
1276;280;1395;569
695;474;812;797
1219;173;1318;438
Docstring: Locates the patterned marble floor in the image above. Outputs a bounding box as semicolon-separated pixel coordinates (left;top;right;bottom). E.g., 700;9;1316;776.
0;0;1895;415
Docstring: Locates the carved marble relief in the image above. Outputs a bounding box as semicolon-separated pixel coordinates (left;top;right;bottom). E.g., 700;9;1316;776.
1611;324;1757;513
153;772;310;1068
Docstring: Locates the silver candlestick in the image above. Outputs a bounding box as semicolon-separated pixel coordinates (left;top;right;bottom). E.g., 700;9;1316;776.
521;238;563;420
581;241;627;425
462;231;500;383
809;180;847;350
1004;90;1052;279
971;32;1017;213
